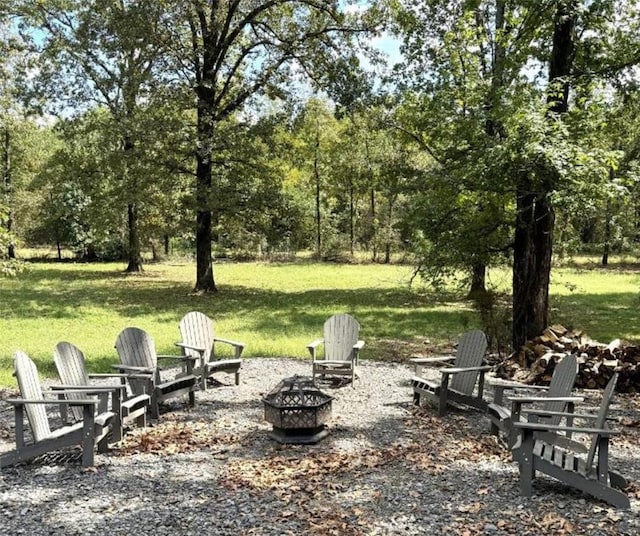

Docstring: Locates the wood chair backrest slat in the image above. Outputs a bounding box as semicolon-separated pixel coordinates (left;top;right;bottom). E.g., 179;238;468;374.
585;372;619;471
14;351;51;441
53;341;93;422
179;311;213;364
323;313;360;362
449;330;488;395
543;353;578;419
115;327;158;395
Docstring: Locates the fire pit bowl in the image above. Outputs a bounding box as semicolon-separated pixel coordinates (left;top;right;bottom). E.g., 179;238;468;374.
263;375;333;444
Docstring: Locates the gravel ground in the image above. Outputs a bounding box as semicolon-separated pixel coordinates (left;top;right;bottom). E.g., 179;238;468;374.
1;357;640;535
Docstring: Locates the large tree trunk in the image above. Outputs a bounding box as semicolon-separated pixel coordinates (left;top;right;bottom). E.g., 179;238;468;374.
123;133;142;272
512;185;555;350
349;180;355;256
511;0;576;351
126;202;143;272
469;262;487;296
468;0;505;298
194;103;217;292
602;168;615;266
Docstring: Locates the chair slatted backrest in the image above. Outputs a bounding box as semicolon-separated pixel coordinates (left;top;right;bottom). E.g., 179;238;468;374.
115;327;158;396
14;351;51;441
585;372;619;472
323;314;360;361
179;311;213;364
542;353;578;420
53;341;92;422
449;330;488;395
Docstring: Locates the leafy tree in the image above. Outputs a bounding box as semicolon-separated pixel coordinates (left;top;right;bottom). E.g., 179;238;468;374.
389;0;640;350
160;0;363;291
14;0;171;271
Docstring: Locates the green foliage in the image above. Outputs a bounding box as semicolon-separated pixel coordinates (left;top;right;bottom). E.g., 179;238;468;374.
387;0;640;295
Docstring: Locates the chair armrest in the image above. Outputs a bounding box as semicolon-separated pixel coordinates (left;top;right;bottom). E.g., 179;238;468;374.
487;377;549;391
508;395;583;404
88;373;133;380
307;339;324;360
353;340;365;351
157;354;198;363
441;365;492;375
112;364;155;374
513;421;618;437
307;339;324;349
49;385;127;393
214;337;246;359
409;356;455;365
214;337;245;349
6;397;98;407
175;342;206;354
520;408;596;420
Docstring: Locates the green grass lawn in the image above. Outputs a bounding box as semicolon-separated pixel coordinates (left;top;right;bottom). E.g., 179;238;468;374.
1;257;639;388
0;260;479;387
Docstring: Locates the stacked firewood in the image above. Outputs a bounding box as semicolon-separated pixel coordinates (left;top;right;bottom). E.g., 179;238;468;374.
494;325;640;393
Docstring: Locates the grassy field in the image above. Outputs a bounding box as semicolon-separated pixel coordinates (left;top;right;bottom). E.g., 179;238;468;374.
1;257;639;387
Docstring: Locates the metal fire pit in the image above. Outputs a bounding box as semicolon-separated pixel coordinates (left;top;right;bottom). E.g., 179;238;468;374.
263;375;333;444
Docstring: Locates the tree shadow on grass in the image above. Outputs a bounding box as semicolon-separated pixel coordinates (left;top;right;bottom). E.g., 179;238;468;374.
551;292;640;343
0;265;479;369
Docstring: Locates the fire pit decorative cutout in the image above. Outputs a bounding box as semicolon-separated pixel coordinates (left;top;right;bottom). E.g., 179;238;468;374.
263;375;333;444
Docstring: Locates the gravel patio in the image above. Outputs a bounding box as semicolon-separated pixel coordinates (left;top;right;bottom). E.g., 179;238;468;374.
1;357;639;535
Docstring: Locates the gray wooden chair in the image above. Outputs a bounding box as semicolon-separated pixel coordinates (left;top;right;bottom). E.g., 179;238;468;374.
307;313;364;386
176;311;245;390
53;341;150;441
514;372;630;509
0;351;114;468
114;327;198;419
411;329;490;417
487;353;581;448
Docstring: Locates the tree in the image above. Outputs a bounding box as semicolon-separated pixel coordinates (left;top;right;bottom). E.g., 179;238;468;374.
162;0;361;291
511;0;640;348
14;0;170;271
387;0;537;291
289;98;341;257
389;0;640;350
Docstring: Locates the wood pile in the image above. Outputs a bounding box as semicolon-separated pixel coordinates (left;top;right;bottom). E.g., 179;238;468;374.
494;325;640;393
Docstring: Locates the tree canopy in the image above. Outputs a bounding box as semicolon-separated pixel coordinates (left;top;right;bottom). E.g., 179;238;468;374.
4;0;640;350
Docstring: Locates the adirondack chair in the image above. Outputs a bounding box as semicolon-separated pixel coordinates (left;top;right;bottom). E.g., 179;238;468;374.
176;311;245;390
411;330;491;417
487;353;581;449
307;313;365;385
53;341;150;441
0;351;114;468
114;327;198;419
514;372;630;509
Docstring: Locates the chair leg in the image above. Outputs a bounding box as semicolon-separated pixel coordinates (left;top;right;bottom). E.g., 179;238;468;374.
136;413;146;428
438;376;450;417
188;389;196;408
518;429;535;497
235;370;240;386
150;394;160;420
81;406;96;467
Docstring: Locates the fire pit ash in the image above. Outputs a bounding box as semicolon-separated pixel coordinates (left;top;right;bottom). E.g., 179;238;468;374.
263;375;333;444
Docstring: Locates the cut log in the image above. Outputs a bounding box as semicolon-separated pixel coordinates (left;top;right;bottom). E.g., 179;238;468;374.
496;325;640;393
